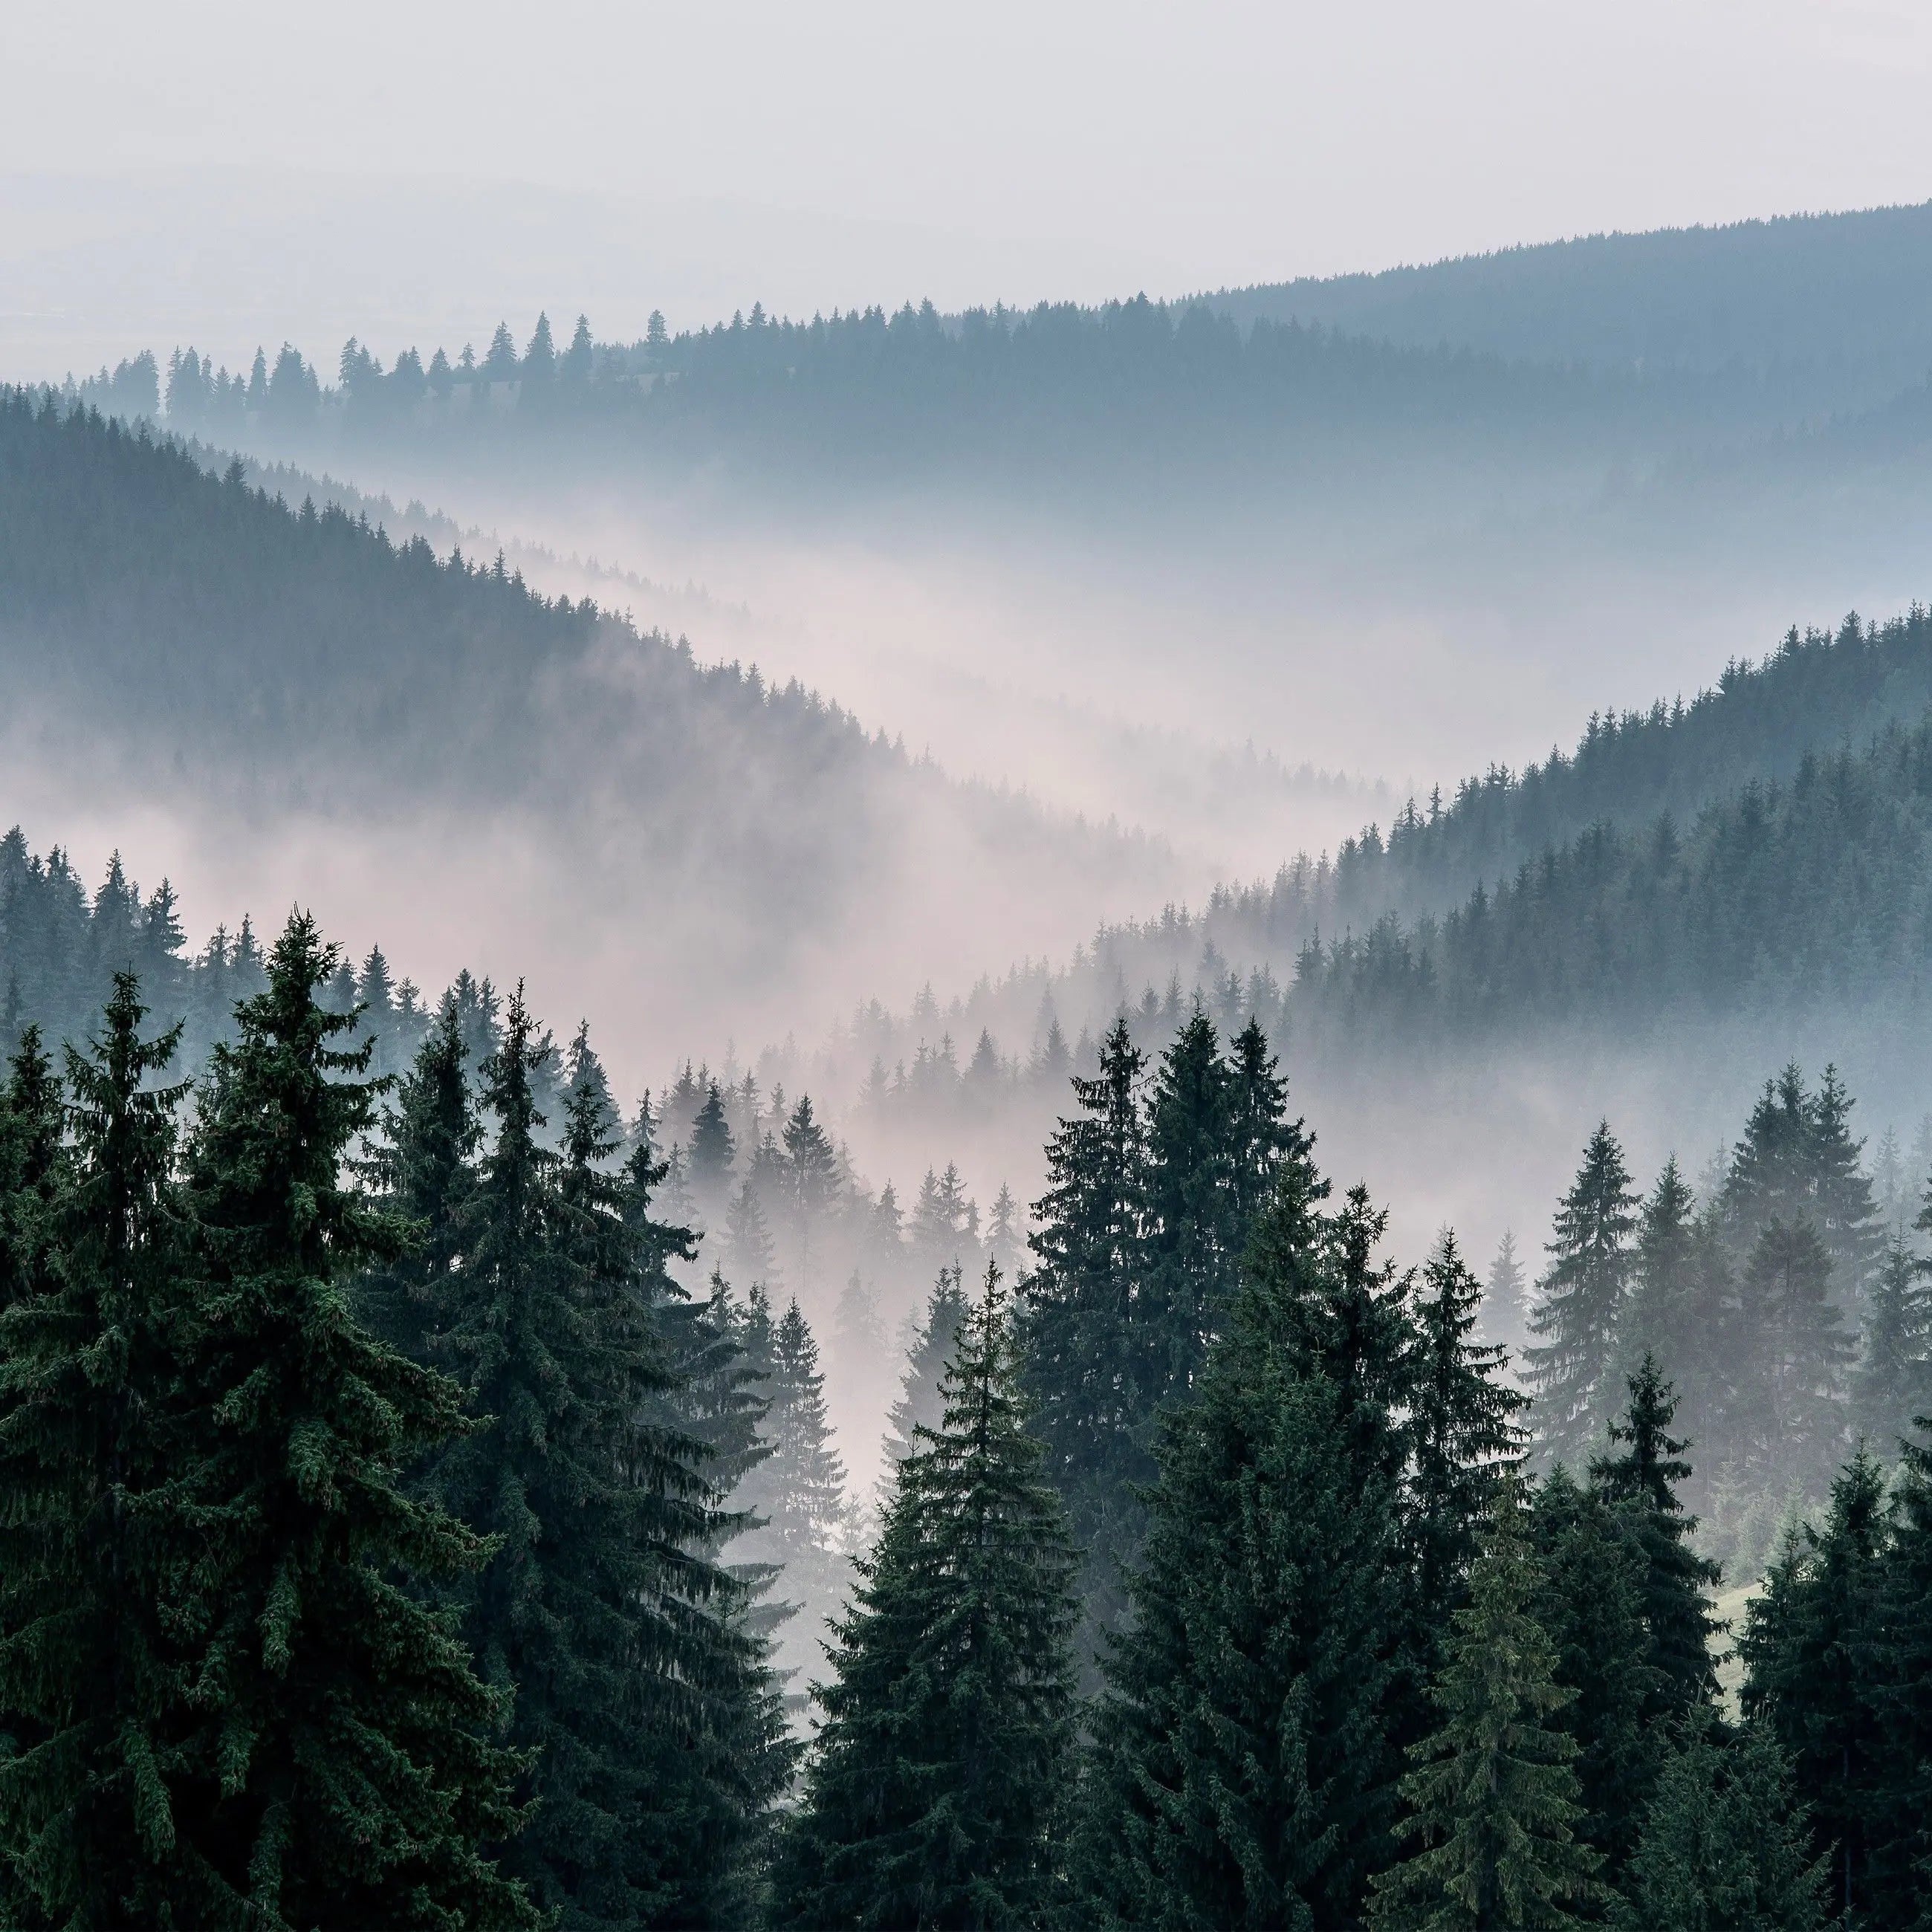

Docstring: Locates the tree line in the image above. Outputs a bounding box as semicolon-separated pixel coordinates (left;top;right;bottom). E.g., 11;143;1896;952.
11;912;1932;1923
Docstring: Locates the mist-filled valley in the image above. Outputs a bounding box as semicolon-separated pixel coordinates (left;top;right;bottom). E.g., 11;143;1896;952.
15;85;1932;1925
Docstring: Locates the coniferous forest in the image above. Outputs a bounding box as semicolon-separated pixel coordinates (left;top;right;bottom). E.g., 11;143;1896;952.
20;38;1932;1923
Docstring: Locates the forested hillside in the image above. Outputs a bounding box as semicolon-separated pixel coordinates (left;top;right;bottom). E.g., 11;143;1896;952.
1207;200;1932;395
0;392;1179;1050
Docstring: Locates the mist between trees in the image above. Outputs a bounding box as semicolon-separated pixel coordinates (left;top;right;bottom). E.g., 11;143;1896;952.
3;889;1931;1927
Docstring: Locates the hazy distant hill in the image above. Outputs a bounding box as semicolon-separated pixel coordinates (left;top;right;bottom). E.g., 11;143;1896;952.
0;392;1181;1052
1203;202;1932;404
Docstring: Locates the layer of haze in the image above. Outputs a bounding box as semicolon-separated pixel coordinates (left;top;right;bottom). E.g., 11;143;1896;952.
8;2;1932;375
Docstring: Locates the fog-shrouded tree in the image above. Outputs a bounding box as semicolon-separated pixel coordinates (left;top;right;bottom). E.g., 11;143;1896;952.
736;1297;850;1708
1482;1228;1526;1350
1526;1121;1638;1470
774;1265;1077;1931
881;1262;968;1471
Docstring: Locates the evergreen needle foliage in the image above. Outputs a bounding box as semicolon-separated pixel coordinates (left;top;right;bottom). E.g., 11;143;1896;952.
1370;1480;1604;1932
776;1263;1078;1931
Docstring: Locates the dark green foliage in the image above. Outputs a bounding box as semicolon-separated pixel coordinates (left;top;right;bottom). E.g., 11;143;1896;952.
1740;1451;1890;1926
1526;1122;1638;1469
358;996;479;1362
0;976;188;1924
1589;1359;1724;1718
166;914;537;1929
0;1025;64;1312
1077;1217;1406;1930
1871;1422;1932;1921
1612;1711;1826;1932
1141;1008;1236;1415
1407;1231;1529;1645
1017;1017;1150;1654
436;986;779;1928
1369;1482;1603;1932
775;1266;1078;1931
1529;1469;1662;1880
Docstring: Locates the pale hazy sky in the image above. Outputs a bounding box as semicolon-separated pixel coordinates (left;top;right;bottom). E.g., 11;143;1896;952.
7;0;1932;369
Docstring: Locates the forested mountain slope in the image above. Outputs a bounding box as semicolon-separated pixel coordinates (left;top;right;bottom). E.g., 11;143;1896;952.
0;393;1180;1052
1205;201;1932;400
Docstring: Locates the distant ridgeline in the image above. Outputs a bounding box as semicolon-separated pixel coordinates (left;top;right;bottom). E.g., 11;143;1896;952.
95;302;1816;507
794;604;1932;1120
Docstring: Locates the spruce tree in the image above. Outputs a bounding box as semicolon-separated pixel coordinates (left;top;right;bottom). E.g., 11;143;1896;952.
1407;1230;1529;1647
775;1265;1078;1931
1529;1468;1662;1881
1141;1008;1236;1414
736;1298;851;1704
881;1263;968;1469
1077;1221;1406;1929
167;914;536;1929
1851;1234;1931;1454
1734;1219;1850;1498
0;975;189;1925
1369;1480;1603;1932
439;984;780;1928
357;996;479;1363
0;1025;64;1312
1017;1016;1149;1655
1526;1122;1638;1468
1870;1419;1932;1922
1620;1158;1700;1396
1589;1358;1723;1718
1483;1229;1526;1349
1612;1710;1826;1932
1741;1451;1892;1928
1225;1014;1303;1234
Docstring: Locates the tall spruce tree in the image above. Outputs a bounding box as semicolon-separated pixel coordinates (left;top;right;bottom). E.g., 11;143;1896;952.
1529;1467;1662;1881
1589;1358;1723;1718
1076;1199;1407;1930
1407;1231;1529;1652
1017;1017;1149;1655
0;975;192;1925
881;1263;969;1471
438;985;780;1928
736;1298;851;1706
1141;1008;1236;1415
1620;1159;1700;1399
167;914;536;1929
0;1025;63;1312
1369;1480;1603;1932
1741;1450;1893;1928
1612;1710;1826;1932
775;1265;1078;1931
357;996;479;1364
1526;1122;1638;1469
1225;1015;1303;1234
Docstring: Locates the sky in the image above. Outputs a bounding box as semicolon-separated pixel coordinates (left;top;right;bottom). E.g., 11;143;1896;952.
7;0;1932;375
